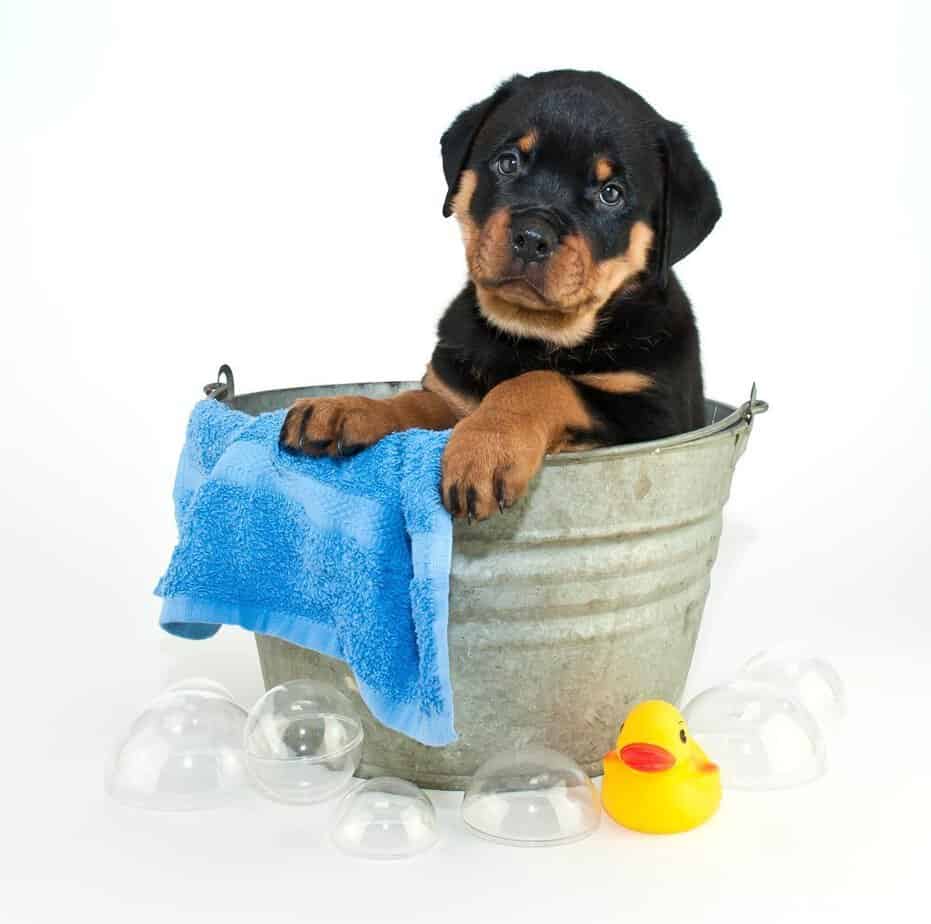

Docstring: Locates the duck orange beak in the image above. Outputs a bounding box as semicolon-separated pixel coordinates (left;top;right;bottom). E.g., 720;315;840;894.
619;742;676;772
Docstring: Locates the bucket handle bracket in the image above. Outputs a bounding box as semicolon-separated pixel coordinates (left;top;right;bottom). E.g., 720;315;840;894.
741;382;769;427
204;364;235;401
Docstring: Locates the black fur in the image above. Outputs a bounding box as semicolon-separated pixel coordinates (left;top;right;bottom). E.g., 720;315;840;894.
433;70;719;442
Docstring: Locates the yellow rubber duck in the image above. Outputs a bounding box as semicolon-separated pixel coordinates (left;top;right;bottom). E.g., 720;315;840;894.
602;700;721;834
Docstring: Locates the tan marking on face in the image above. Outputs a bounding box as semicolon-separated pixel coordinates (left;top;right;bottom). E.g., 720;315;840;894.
474;285;601;348
468;207;512;282
422;364;479;420
586;220;654;303
595;157;614;182
517;130;538;154
452;169;514;282
544;234;592;306
473;221;654;347
548;221;655;313
573;371;654;393
451;168;479;244
452;166;653;348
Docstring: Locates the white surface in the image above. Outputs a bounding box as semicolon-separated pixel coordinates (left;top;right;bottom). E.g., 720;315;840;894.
1;1;928;921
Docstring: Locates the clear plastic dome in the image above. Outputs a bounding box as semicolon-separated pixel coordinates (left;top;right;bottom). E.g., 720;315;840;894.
244;680;363;804
331;777;439;859
164;677;236;702
738;646;846;728
461;747;601;847
106;683;250;811
683;683;826;790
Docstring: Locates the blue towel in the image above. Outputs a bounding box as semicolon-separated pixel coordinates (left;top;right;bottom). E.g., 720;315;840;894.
156;399;456;746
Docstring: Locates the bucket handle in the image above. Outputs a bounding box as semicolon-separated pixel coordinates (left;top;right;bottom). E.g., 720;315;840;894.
740;382;769;427
204;364;235;401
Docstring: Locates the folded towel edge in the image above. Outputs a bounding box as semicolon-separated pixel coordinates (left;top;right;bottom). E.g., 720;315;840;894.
159;594;457;747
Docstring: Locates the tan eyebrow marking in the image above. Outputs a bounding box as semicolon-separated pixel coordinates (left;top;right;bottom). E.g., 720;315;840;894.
595;157;614;182
517;130;538;154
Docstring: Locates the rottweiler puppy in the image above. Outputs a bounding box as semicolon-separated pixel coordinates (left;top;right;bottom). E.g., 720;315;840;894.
280;70;720;521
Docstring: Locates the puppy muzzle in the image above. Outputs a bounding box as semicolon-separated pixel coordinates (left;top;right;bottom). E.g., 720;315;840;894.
506;208;566;288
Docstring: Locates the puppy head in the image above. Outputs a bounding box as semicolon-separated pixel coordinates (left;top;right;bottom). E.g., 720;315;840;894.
441;71;720;345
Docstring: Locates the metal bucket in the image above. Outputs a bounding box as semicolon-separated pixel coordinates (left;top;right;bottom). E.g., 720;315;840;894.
206;366;767;790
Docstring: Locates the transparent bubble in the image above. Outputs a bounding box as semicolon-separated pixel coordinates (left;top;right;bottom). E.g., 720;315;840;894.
164;677;236;702
106;686;250;811
683;683;825;790
244;680;363;804
331;777;439;859
738;646;846;728
461;747;601;847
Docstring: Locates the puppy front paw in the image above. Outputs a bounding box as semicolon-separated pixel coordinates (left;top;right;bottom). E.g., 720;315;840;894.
441;417;545;521
279;396;399;458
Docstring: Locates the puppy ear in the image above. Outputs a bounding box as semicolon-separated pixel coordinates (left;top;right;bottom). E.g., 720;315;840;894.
655;122;721;286
441;75;526;217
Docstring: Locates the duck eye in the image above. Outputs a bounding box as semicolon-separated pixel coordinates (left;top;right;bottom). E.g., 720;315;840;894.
679;729;687;744
496;151;520;176
599;182;624;206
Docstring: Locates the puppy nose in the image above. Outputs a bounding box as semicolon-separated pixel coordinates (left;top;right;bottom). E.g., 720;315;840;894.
510;215;558;263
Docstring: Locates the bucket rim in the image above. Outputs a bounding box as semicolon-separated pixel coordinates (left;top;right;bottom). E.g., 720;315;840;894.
545;386;767;464
214;375;767;465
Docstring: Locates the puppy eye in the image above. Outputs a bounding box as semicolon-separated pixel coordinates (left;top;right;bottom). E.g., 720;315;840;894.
496;151;520;176
599;182;624;206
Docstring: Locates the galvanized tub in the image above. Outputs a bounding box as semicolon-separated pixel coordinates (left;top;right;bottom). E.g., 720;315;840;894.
208;367;766;790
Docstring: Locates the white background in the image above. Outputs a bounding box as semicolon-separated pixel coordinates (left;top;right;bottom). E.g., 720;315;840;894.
2;1;929;921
